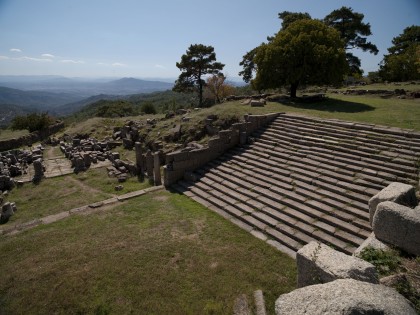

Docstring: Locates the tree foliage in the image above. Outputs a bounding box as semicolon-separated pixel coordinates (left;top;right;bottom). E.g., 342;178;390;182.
278;11;312;30
95;100;135;117
140;102;156;114
253;19;347;98
173;44;224;107
324;6;378;75
239;7;377;83
379;25;420;82
11;112;54;133
204;74;235;104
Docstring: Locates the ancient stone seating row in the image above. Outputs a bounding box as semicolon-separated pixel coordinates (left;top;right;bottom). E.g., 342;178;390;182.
172;114;420;256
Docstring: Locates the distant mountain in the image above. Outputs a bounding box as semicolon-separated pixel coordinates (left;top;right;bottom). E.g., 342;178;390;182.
0;76;174;96
0;86;84;110
103;77;173;94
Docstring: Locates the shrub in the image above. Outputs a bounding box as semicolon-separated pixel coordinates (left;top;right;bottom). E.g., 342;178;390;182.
359;247;401;276
11;112;54;133
140;102;156;114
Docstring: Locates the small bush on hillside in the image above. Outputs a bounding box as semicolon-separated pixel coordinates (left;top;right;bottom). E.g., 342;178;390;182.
96;100;136;117
140;102;156;114
11;112;54;132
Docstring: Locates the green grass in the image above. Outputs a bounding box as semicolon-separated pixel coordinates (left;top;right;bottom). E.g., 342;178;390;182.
4;168;151;226
0;128;29;141
161;93;420;131
0;190;297;314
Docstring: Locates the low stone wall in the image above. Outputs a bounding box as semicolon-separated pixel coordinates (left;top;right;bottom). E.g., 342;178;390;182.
0;122;65;151
163;113;280;186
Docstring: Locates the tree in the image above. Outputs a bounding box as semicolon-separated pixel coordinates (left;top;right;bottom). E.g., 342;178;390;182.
173;44;224;107
252;19;347;98
239;12;311;83
379;25;420;82
204;74;235;104
11;112;54;133
324;6;378;75
278;11;311;30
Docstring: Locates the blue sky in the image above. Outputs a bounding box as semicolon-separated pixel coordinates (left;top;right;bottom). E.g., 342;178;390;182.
0;0;419;79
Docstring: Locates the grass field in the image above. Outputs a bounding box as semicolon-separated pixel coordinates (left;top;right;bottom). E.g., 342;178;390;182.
4;167;151;226
0;190;296;314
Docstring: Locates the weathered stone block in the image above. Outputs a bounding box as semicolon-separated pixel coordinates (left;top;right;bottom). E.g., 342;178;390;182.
373;201;420;256
353;232;390;257
368;182;417;225
275;279;417;315
296;241;378;288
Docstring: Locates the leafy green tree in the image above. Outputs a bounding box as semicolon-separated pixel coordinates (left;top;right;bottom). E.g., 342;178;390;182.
11;112;54;133
324;6;378;75
173;44;224;107
379;25;420;81
239;8;377;82
239;12;311;83
253;19;347;98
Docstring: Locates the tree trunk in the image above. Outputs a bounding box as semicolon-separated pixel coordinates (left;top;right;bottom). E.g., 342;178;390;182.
198;80;203;107
290;82;299;98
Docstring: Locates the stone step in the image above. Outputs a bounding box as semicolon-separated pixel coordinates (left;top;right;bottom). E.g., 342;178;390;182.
178;177;359;254
224;150;372;205
253;136;418;185
229;147;381;197
247;140;393;189
275;114;420;149
270;119;420;161
255;130;418;181
209;159;371;231
198;164;370;243
218;153;371;224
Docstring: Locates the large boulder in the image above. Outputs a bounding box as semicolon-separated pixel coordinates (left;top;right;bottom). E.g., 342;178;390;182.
372;201;420;256
296;241;378;287
0;201;14;223
368;182;417;225
275;279;417;315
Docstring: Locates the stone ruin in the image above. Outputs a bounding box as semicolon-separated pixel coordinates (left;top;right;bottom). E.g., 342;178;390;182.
0;145;45;191
60;137;121;173
274;182;420;314
0;194;17;224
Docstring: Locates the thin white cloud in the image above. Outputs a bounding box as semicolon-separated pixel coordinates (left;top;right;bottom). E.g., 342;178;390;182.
112;62;126;67
97;62;107;65
41;53;55;58
155;64;166;69
0;55;10;60
10;48;22;53
61;59;85;64
18;56;52;62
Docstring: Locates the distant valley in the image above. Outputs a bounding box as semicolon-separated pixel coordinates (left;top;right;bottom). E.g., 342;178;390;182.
0;76;174;126
0;75;174;96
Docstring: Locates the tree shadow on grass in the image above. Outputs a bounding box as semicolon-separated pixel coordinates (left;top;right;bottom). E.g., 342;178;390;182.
276;97;375;113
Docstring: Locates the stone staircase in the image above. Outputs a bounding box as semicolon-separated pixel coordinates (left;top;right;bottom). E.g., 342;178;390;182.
172;114;420;257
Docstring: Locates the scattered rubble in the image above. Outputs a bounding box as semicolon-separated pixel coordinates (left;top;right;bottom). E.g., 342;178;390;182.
0;145;45;191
